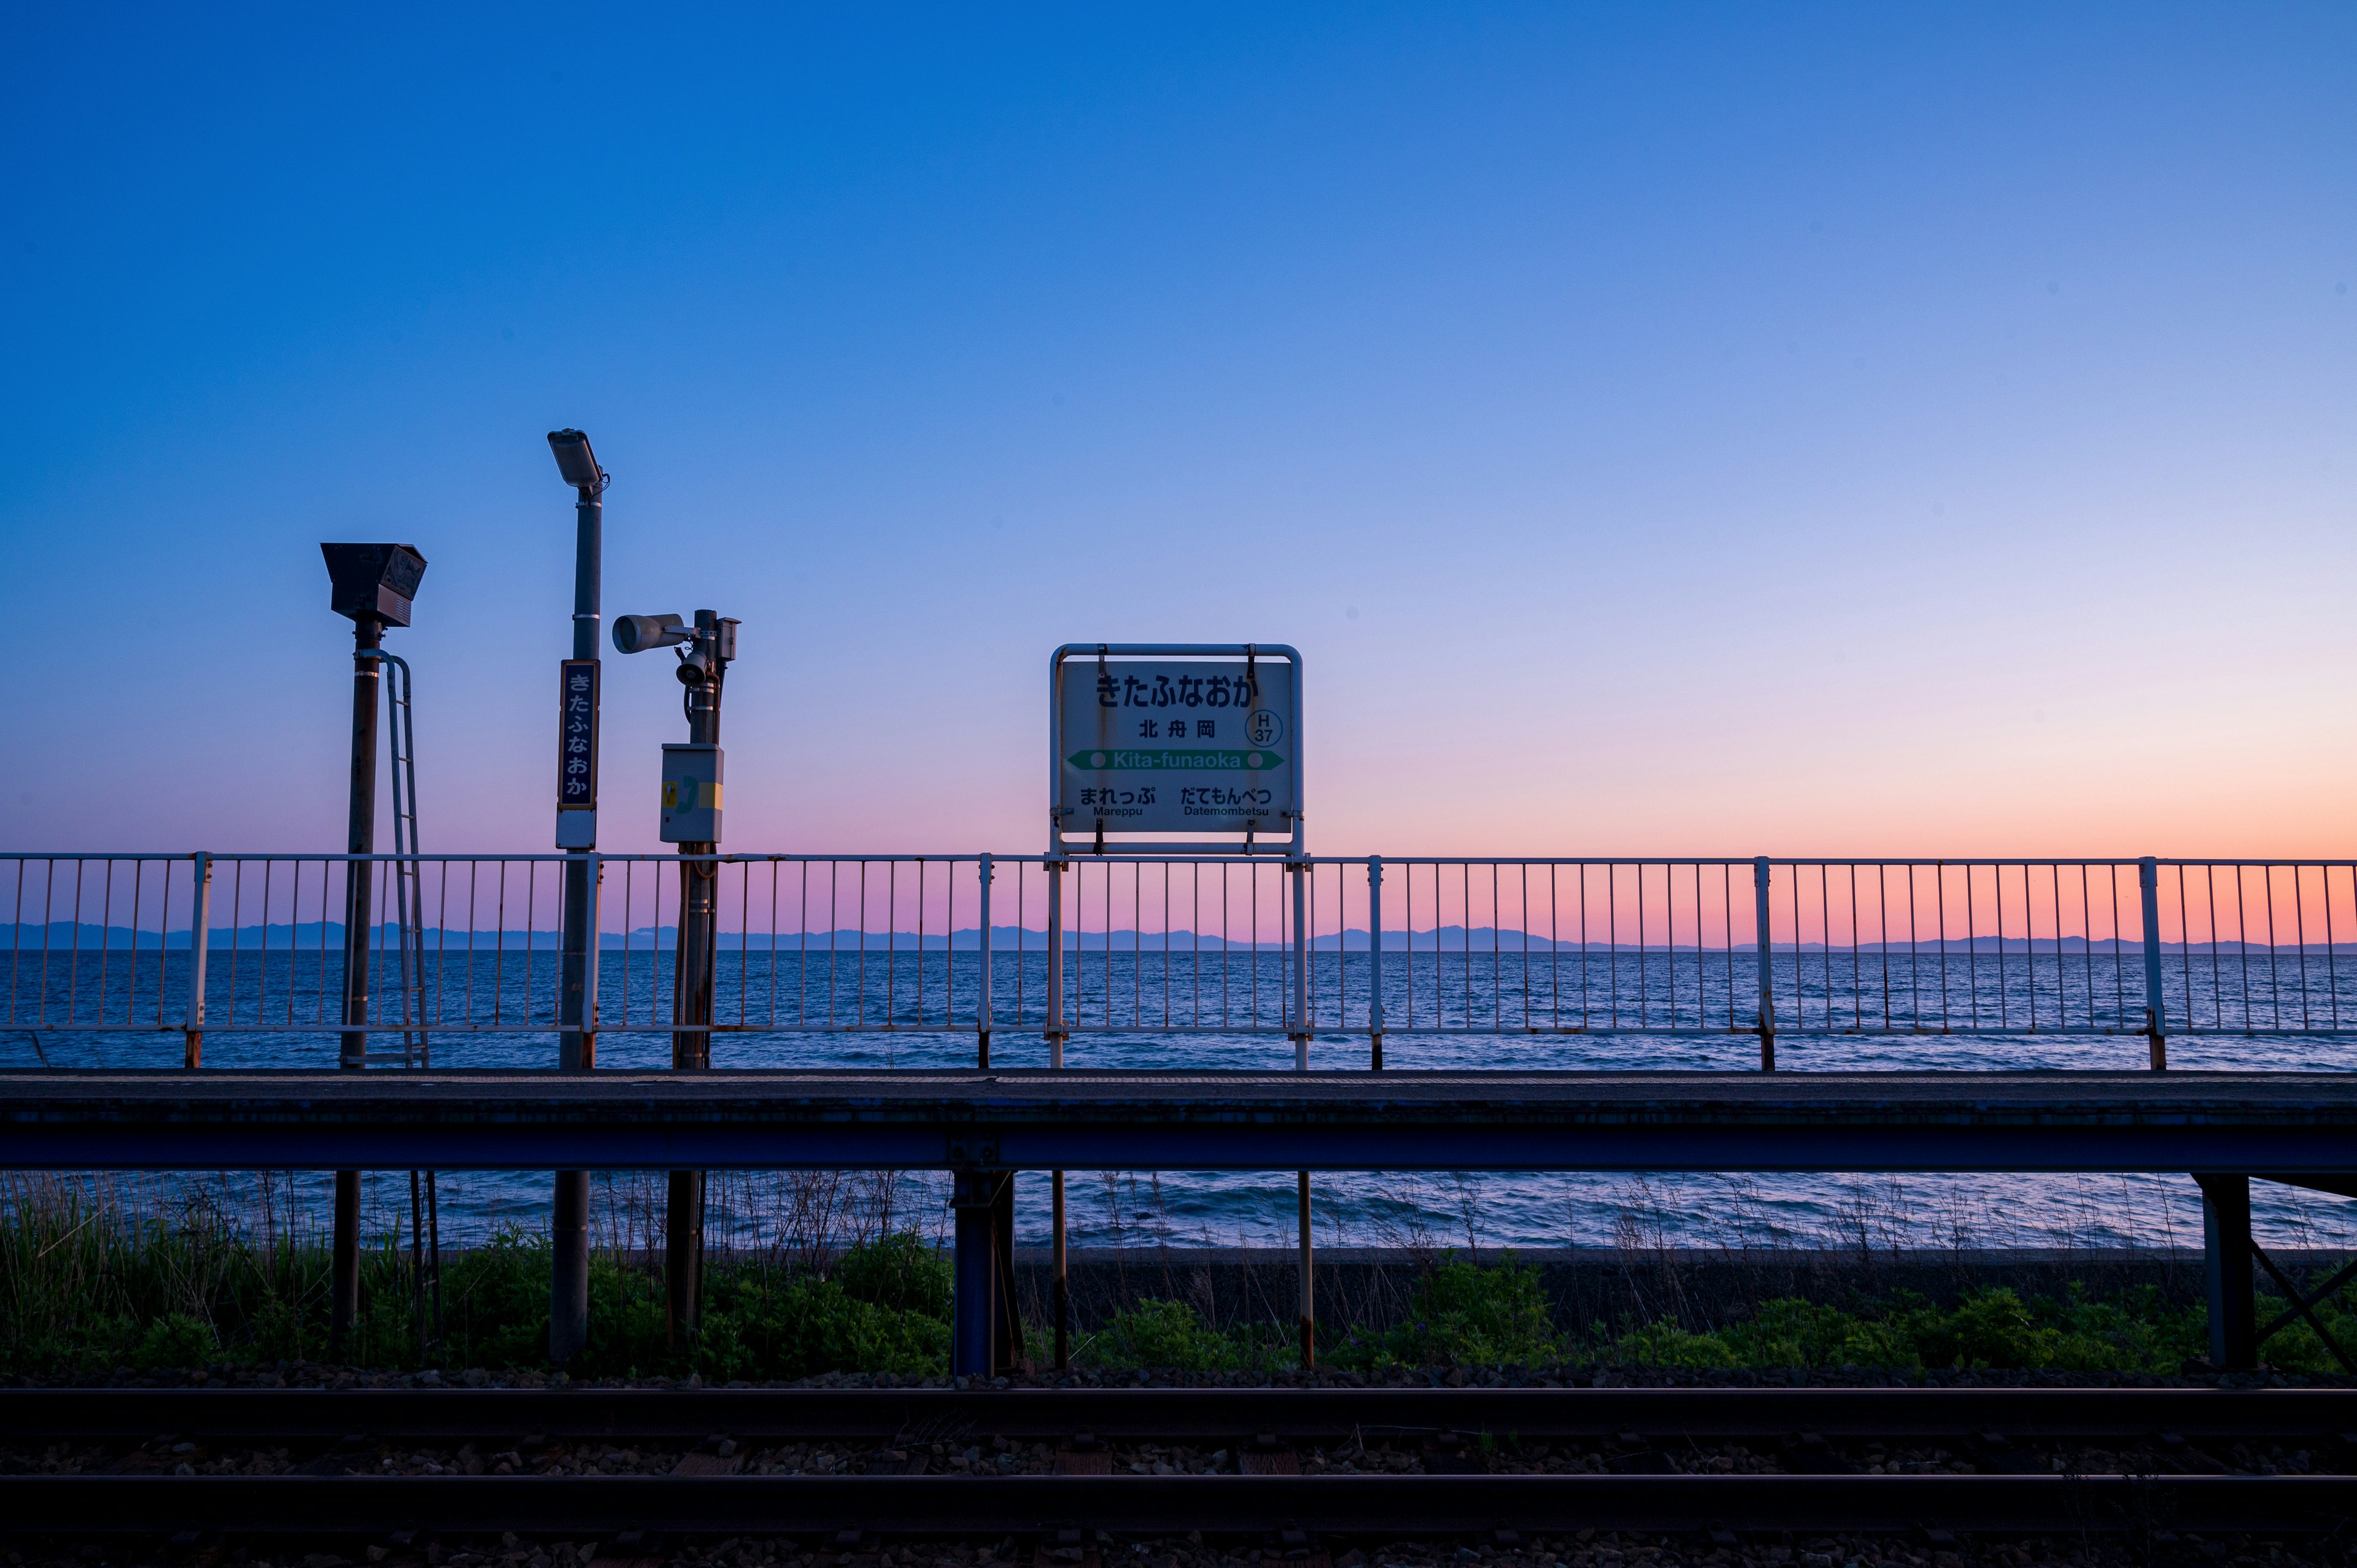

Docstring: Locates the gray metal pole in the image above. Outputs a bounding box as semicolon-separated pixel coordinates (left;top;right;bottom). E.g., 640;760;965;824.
2140;857;2168;1071
332;612;382;1358
552;476;603;1366
667;610;722;1350
1368;855;1384;1072
1752;857;1776;1072
1047;859;1067;1370
977;854;993;1068
182;854;212;1069
1291;859;1313;1368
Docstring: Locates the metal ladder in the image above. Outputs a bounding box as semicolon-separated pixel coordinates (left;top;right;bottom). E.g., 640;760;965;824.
360;649;443;1353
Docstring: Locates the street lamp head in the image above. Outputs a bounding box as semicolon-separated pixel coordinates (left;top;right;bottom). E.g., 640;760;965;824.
319;543;428;627
547;428;606;492
613;612;691;654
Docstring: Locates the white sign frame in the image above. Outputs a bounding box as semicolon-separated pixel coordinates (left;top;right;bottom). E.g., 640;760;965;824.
1049;643;1304;858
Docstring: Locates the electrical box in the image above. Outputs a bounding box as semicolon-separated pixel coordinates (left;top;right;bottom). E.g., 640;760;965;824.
660;743;724;843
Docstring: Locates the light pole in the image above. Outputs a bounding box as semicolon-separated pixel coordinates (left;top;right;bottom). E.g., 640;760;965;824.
548;428;606;1367
317;543;428;1361
614;608;737;1346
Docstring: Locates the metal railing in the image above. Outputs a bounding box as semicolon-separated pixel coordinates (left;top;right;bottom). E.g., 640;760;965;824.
9;853;2357;1065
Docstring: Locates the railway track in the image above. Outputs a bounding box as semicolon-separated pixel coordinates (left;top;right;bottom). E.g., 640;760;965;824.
4;1386;2353;1541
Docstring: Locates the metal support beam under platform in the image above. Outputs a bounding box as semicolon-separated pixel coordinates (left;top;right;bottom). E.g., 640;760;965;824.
5;1068;2356;1175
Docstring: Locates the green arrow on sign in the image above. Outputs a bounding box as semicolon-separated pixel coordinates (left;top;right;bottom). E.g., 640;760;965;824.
1067;748;1286;771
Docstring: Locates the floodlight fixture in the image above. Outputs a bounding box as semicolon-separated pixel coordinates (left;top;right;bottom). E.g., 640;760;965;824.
614;613;691;654
547;428;606;492
320;543;428;627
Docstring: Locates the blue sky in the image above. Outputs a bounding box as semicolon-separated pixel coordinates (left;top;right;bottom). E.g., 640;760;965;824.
2;6;2351;856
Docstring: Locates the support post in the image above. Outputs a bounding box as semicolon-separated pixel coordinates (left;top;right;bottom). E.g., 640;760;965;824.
2198;1173;2258;1370
664;613;724;1351
2140;856;2168;1071
551;436;605;1365
1046;859;1066;1368
1291;859;1314;1367
951;1168;1015;1379
551;856;598;1366
1368;855;1384;1072
333;614;383;1358
667;846;714;1350
1752;856;1776;1072
182;854;212;1069
977;854;993;1068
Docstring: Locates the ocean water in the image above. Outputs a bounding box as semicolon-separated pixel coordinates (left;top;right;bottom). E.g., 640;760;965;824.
7;944;2356;1256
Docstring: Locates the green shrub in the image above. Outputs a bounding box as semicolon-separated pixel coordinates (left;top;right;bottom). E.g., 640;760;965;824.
1089;1299;1242;1372
1369;1254;1562;1367
834;1231;953;1319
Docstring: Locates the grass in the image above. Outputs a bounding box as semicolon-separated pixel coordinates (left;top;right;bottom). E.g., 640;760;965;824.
7;1181;2352;1379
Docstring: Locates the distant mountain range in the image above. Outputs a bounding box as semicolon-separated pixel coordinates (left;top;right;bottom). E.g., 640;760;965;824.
7;921;2355;956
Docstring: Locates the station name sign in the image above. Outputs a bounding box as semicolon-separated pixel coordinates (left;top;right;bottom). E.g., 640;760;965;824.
1056;657;1295;836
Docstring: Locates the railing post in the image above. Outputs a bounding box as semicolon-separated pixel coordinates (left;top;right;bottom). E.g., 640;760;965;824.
1045;857;1067;1370
1368;855;1385;1072
2139;856;2167;1071
182;853;212;1069
1290;857;1314;1368
977;854;993;1069
1752;856;1775;1072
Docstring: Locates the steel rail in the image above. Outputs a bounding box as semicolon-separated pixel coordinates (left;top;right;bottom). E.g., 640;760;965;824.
6;1385;2356;1443
3;1473;2350;1538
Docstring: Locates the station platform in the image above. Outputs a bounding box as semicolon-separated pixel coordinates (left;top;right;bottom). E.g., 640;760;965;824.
4;1067;2355;1175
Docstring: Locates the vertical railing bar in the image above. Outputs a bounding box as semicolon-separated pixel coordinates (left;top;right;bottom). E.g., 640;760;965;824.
66;859;85;1029
1606;863;1617;1032
431;859;447;1027
2327;865;2340;1032
490;862;508;1027
2076;863;2092;1032
257;859;276;1027
6;857;23;1029
2232;863;2251;1030
519;859;535;1027
1191;860;1201;1029
1549;864;1561;1033
2264;865;2283;1029
619;860;634;1029
1933;863;1949;1032
1725;863;1744;1032
2293;862;2311;1032
1635;862;1647;1032
2116;863;2132;1033
769;861;780;1029
1964;864;1979;1032
36;859;55;1030
2187;866;2204;1032
96;859;115;1027
1250;862;1259;1029
125;858;146;1030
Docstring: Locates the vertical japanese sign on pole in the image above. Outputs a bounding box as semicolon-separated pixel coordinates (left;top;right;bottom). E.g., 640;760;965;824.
1044;643;1310;1362
557;660;600;844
